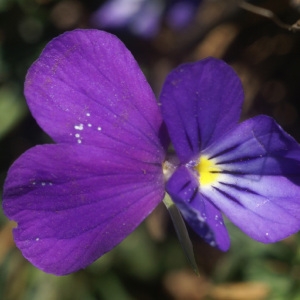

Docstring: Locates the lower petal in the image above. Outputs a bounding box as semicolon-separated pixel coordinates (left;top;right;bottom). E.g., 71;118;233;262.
166;166;230;251
3;144;164;275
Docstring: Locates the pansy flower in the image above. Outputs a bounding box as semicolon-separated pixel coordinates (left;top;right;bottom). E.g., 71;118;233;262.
90;0;203;38
3;29;300;276
161;62;300;250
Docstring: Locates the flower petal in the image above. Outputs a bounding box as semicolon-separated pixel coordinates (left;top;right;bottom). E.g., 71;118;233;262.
201;115;300;242
166;166;230;251
159;58;244;163
25;29;165;162
3;144;164;275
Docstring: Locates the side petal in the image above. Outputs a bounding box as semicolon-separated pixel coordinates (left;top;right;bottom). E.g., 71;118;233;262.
201;115;300;242
3;144;164;275
166;166;230;251
159;57;243;163
25;29;165;162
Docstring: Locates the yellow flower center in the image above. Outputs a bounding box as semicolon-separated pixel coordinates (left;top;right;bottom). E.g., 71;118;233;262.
195;156;220;186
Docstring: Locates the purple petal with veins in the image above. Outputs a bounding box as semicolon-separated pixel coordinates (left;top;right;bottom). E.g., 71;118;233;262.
199;115;300;242
25;29;165;162
166;166;230;250
3;29;166;275
3;145;165;275
160;58;243;163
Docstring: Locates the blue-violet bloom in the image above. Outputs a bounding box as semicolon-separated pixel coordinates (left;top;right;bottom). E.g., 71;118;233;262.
90;0;202;38
3;29;300;276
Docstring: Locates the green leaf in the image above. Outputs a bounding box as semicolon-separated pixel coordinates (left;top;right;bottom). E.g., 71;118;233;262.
0;85;27;139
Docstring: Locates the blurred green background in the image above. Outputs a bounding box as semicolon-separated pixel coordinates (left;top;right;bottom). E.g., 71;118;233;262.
1;0;300;299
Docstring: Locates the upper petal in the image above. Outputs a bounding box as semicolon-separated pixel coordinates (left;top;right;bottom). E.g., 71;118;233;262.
159;57;244;163
201;115;300;242
25;29;165;162
3;144;164;275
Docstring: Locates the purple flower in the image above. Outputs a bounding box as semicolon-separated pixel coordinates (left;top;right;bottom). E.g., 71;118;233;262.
3;29;167;275
3;29;300;275
90;0;164;38
90;0;202;38
160;60;300;250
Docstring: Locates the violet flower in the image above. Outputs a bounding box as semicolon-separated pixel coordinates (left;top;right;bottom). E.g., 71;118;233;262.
90;0;202;38
3;29;300;276
161;62;300;250
90;0;164;38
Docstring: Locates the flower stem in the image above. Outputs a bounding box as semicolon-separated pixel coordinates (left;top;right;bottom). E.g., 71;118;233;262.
163;194;199;275
238;0;300;32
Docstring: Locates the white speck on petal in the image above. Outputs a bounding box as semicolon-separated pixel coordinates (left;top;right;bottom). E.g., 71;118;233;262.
32;181;36;185
36;238;40;241
74;124;84;130
77;139;82;144
75;133;80;138
86;113;90;117
266;232;269;236
210;241;216;247
97;127;102;131
49;183;53;186
41;182;46;186
88;124;92;127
